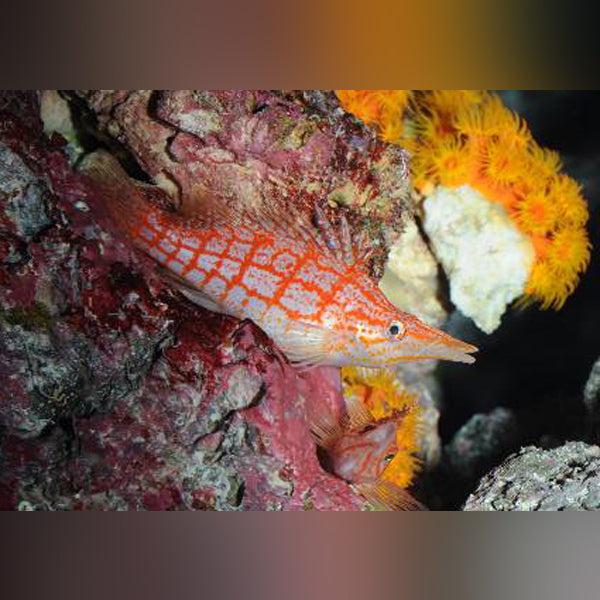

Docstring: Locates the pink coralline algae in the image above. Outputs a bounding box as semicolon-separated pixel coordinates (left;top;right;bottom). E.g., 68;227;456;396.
73;90;412;275
0;90;414;510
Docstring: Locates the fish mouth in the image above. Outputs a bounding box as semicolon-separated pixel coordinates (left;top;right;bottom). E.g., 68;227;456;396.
401;318;478;364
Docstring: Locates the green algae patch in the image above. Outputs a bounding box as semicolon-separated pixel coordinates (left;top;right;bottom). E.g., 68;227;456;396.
0;302;54;333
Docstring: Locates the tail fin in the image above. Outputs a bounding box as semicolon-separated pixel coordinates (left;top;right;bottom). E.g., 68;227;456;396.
78;150;166;240
355;479;427;511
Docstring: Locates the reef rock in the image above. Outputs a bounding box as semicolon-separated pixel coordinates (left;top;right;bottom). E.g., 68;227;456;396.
379;217;446;327
463;442;600;511
422;185;535;333
446;407;519;482
69;90;413;277
0;91;421;510
584;356;600;423
0;141;52;241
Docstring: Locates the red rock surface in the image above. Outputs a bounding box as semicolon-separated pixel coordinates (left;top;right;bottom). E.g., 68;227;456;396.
0;90;410;510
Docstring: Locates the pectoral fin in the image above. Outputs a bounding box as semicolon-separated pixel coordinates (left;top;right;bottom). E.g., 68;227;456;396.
277;321;348;369
158;265;235;317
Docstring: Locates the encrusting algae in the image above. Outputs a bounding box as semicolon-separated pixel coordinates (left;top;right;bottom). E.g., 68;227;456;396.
335;90;592;310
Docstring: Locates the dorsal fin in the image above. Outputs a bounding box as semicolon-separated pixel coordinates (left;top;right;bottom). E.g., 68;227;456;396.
174;183;329;256
174;170;370;271
344;395;376;431
215;199;370;272
313;204;372;269
307;399;347;448
81;150;371;272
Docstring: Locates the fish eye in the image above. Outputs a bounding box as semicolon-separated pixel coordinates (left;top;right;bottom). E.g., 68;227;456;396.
384;453;395;463
388;322;405;339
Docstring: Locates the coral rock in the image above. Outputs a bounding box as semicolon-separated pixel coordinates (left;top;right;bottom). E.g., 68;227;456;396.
584;356;600;423
378;217;446;327
0;141;52;240
446;407;518;481
422;184;535;333
3;91;414;510
463;442;600;511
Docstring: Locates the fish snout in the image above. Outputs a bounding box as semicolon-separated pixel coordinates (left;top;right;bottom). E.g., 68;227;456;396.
401;317;478;364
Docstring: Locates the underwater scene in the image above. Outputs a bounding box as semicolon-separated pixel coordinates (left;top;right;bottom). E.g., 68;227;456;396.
0;90;598;510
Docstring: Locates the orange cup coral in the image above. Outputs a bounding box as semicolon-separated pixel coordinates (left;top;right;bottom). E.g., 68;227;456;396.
336;89;592;310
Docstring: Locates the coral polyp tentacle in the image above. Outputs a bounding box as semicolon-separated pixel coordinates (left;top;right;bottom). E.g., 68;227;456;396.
513;192;559;236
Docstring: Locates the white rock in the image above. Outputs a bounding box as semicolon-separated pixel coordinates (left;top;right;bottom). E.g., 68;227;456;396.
421;185;534;334
40;91;75;140
379;217;446;327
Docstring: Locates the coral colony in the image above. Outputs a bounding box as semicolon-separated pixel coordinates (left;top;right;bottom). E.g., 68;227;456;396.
0;90;594;510
336;90;591;312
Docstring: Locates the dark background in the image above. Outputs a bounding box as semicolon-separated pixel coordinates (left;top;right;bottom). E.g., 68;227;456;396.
434;92;600;506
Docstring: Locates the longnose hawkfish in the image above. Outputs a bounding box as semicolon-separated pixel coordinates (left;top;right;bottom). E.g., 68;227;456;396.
81;151;477;369
308;392;424;510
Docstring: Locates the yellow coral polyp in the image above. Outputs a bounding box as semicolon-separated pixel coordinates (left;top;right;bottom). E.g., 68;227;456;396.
336;90;381;125
376;90;411;112
413;108;454;146
423;89;486;116
454;94;531;146
410;151;436;194
429;138;472;187
513;192;560;236
529;234;552;260
525;227;590;309
525;260;561;309
452;96;501;137
379;117;404;145
383;452;422;489
527;143;562;179
481;138;529;188
550;175;589;226
548;226;591;277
